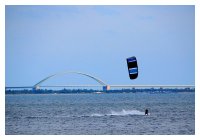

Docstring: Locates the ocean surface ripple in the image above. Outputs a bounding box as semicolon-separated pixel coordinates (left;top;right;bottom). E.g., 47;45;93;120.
5;92;195;135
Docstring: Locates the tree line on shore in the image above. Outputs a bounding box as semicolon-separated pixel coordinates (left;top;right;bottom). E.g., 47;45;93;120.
5;87;195;94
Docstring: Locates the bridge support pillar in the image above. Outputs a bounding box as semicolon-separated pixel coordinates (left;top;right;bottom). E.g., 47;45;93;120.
33;86;40;91
103;85;110;91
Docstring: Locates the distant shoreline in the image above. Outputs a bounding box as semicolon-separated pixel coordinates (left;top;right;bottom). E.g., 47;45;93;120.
5;87;195;94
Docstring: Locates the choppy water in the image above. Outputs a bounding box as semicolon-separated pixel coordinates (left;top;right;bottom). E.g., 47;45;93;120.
5;92;195;135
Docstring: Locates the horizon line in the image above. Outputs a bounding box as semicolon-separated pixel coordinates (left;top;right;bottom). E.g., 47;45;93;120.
5;84;195;89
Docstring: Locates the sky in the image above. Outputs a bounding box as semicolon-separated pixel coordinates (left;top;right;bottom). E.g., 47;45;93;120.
5;5;195;86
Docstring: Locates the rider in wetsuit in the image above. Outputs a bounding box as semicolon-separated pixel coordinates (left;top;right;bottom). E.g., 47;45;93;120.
145;109;149;115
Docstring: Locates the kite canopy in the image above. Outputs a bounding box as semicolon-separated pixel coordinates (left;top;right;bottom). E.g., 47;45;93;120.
126;56;138;79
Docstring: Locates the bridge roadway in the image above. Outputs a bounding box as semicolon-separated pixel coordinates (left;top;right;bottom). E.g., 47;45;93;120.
5;85;195;89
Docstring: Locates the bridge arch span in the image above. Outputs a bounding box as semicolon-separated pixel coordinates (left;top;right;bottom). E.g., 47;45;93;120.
33;71;108;90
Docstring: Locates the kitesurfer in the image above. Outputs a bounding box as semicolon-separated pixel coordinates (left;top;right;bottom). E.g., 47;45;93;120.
145;109;149;115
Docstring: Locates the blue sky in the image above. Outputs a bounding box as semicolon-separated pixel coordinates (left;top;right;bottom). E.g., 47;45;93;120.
5;5;195;86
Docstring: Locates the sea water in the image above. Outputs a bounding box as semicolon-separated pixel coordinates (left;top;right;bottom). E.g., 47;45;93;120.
5;92;195;135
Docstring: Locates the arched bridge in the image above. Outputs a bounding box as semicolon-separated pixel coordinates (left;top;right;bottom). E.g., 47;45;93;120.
33;71;110;91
